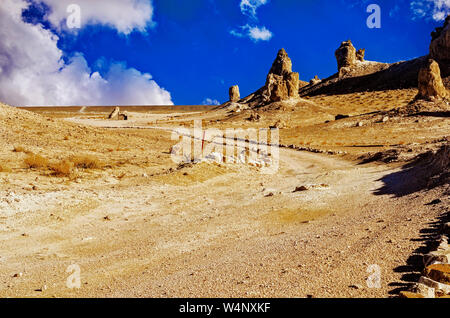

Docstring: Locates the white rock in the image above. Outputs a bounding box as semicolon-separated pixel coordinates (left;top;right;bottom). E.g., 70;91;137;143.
413;282;435;298
419;276;450;294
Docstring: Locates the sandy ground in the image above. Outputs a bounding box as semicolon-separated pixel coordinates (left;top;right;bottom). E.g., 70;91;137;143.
0;97;448;298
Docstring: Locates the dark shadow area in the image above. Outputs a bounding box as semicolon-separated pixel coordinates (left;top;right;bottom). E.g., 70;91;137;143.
373;146;449;197
408;111;450;118
388;209;450;296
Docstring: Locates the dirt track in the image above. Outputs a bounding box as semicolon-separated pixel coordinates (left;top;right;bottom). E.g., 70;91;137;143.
1;129;447;297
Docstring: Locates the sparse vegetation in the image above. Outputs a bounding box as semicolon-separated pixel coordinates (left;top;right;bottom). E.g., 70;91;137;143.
48;160;73;176
24;153;49;169
70;155;103;169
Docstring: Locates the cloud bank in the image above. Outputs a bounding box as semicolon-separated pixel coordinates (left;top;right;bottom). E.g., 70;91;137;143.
0;0;172;106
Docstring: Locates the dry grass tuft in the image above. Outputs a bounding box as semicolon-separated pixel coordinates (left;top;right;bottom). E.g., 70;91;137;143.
70;155;103;169
48;160;73;177
24;154;49;169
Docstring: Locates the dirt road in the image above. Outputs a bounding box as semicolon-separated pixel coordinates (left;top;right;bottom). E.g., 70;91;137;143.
0;128;446;298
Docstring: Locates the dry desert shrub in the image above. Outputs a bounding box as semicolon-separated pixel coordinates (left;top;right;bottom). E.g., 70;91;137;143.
48;160;73;177
24;153;49;169
70;155;103;169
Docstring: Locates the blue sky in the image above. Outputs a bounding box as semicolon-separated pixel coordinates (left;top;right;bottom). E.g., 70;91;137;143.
0;0;448;106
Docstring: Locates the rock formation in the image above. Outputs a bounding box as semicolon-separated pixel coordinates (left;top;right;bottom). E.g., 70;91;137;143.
430;15;450;76
335;40;367;77
335;40;357;71
356;48;365;62
417;59;448;100
264;49;300;102
310;75;321;85
229;85;240;102
108;107;128;120
108;107;120;119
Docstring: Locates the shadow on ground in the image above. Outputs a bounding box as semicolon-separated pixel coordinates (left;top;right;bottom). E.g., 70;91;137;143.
388;208;450;296
373;146;449;197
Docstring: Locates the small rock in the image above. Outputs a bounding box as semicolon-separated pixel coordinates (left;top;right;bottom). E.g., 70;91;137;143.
293;186;308;192
349;284;363;290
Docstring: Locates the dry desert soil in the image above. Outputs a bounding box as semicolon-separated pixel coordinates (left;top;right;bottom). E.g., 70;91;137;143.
0;86;449;298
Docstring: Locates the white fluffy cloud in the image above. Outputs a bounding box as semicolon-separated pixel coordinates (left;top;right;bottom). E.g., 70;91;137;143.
230;24;272;42
411;0;450;21
240;0;268;19
247;25;273;41
0;0;172;106
202;98;220;106
232;1;272;42
41;0;154;34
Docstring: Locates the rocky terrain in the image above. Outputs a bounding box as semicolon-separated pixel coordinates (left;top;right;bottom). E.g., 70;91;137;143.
0;17;449;298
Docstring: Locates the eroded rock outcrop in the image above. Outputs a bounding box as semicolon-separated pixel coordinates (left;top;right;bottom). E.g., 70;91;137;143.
417;59;448;100
335;40;369;78
356;48;365;62
264;49;300;102
108;107;128;120
229;85;240;102
430;15;450;77
335;40;357;71
108;107;120;119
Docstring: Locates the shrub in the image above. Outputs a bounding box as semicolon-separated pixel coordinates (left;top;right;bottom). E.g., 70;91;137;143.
24;154;49;169
48;160;73;176
70;155;102;169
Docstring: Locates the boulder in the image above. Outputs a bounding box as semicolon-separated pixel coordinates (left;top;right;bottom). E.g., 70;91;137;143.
417;59;448;100
335;40;357;71
419;276;450;294
118;111;128;121
424;264;450;284
229;85;240;102
430;15;450;77
423;250;450;267
108;107;120;120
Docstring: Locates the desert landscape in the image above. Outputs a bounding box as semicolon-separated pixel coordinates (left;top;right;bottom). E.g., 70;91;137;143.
1;8;449;299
